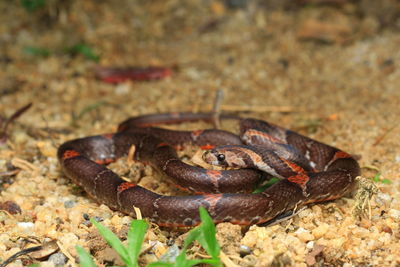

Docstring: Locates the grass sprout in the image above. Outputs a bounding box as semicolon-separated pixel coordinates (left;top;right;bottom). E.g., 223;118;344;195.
77;207;221;267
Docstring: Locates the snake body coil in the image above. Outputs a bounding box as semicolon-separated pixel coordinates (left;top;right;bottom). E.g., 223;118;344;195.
58;113;360;227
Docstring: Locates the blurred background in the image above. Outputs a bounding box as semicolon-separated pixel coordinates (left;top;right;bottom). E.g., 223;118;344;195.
1;1;400;266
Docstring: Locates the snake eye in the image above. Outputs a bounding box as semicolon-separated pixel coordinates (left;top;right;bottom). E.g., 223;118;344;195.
216;154;225;162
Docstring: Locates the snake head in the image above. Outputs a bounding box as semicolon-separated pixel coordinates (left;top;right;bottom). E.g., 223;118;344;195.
202;146;247;168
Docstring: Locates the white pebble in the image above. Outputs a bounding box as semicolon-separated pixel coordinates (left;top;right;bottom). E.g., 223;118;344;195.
17;222;34;229
376;193;392;206
294;227;308;234
306;241;314;249
388;209;400;220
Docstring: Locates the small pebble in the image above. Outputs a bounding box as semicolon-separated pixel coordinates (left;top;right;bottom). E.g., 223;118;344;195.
48;252;67;266
388;209;400;220
17;222;34;229
376;193;392;206
82;213;90;220
64;200;76;209
312;223;329;239
381;225;393;234
159;244;180;263
239;244;252;257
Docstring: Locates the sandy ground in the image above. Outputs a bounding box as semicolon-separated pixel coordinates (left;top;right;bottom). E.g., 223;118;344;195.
1;1;400;266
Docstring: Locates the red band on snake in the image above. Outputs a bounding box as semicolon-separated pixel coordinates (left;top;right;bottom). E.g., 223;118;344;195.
57;113;360;227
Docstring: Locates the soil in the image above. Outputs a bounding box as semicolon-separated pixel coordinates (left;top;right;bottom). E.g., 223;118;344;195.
1;1;400;266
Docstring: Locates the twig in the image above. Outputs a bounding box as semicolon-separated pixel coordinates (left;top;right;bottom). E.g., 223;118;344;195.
0;169;20;177
56;241;77;267
134;206;143;220
0;103;32;143
372;124;399;146
2;103;32;133
212;90;224;129
0;245;42;267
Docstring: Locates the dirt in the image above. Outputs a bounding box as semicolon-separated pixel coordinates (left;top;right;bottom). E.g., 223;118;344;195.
1;1;400;266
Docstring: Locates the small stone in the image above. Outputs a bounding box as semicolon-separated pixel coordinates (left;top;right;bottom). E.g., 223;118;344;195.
239;244;252;257
295;227;314;242
159;244;180;263
381;225;393;234
376;193;392;207
17;222;34;229
388;209;400;220
110;215;121;226
331;237;346;249
312;223;329;239
151;240;168;258
306;241;314;250
48;252;67;266
64;200;76;209
36;141;57;157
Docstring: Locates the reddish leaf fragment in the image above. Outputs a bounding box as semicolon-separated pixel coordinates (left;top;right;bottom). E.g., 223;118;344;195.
96;66;172;84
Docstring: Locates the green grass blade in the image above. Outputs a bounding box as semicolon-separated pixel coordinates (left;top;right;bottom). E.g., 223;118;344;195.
181;227;201;251
23;46;50;57
90;218;131;265
146;262;173;267
197;207;220;259
147;209;222;267
76;245;97;267
127;220;148;264
253;177;279;193
21;0;46;12
67;44;100;62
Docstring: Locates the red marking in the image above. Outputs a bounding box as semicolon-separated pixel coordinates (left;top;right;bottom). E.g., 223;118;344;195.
157;142;169;148
203;193;223;202
95;158;115;165
172;183;192;193
200;144;215;150
334;151;352;160
63;150;80;160
206;170;222;191
281;158;307;174
103;133;114;139
244;129;284;144
117;182;136;192
191;130;204;138
288;174;310;190
206;170;222;180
